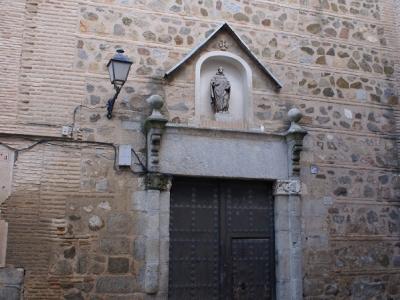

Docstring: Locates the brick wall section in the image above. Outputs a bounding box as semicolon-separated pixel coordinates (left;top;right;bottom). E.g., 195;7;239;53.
0;0;26;132
0;0;399;299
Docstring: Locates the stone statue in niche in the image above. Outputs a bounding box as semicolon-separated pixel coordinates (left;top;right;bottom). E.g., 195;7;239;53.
210;67;231;113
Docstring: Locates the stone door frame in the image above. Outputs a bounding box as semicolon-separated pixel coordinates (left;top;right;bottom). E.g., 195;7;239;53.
140;106;307;299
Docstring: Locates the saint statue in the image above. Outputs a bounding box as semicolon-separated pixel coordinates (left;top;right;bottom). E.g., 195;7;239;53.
210;67;231;113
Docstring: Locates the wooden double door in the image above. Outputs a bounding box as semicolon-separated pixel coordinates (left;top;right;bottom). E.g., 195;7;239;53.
169;177;275;300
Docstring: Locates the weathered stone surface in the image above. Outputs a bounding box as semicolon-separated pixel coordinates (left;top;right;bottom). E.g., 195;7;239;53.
132;238;146;261
89;215;104;231
0;268;24;285
0;288;20;300
107;213;133;234
159;127;288;179
51;260;73;275
100;238;130;255
64;246;76;259
108;257;130;274
96;276;136;293
64;288;84;300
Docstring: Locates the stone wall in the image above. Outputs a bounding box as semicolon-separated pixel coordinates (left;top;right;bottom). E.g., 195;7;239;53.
0;0;399;299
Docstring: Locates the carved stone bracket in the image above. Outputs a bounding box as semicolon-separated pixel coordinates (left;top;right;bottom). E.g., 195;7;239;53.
285;108;307;178
274;179;301;195
144;95;168;174
145;173;172;191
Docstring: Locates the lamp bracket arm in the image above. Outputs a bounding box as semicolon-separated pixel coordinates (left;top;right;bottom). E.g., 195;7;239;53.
106;85;123;119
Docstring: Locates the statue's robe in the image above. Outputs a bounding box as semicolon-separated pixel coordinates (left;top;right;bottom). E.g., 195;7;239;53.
210;73;231;113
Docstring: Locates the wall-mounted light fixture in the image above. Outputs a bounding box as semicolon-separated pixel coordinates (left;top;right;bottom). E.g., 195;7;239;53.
106;49;133;119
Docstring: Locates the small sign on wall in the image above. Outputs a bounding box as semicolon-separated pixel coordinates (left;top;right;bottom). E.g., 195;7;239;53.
310;165;319;174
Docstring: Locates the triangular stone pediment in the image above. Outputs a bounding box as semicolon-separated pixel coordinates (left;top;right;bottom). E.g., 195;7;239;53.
164;22;282;89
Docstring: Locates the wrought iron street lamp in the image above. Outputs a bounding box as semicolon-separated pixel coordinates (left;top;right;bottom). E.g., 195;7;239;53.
106;49;133;119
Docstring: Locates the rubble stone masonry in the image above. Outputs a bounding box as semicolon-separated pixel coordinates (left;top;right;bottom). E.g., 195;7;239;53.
0;0;400;299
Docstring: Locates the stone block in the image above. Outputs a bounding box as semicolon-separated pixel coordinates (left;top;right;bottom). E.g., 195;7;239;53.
135;213;148;236
147;190;160;212
50;260;73;275
0;267;24;300
289;197;301;216
351;279;385;299
274;195;289;214
122;121;142;131
144;263;159;294
107;213;133;234
132;191;147;212
303;198;326;217
159;192;170;213
289;217;302;241
159;239;169;264
0;267;24;285
76;254;89;274
304;278;325;297
146;212;160;237
133;237;146;261
64;246;76;259
89;261;105;275
108;257;130;274
159;213;170;239
159;128;288;179
304;216;326;234
64;288;84;300
100;237;130;255
0;288;20;300
96;276;137;293
145;239;160;263
275;250;290;281
290;250;303;278
158;262;169;293
274;211;290;231
275;280;291;300
96;178;109;192
135;264;146;293
275;231;290;251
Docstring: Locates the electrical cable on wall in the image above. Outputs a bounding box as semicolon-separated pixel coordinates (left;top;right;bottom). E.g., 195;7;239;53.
0;135;148;174
70;104;107;138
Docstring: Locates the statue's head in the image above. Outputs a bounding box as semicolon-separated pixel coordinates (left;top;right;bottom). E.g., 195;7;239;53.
217;67;224;74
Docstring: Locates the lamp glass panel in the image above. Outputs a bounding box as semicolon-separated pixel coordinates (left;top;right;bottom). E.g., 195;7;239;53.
108;63;115;84
112;61;131;84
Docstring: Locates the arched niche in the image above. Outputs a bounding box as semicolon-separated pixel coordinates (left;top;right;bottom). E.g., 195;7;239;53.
195;51;253;128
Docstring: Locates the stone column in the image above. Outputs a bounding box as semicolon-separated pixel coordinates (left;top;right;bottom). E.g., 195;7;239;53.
274;108;306;299
131;176;171;297
137;95;170;296
274;179;302;300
